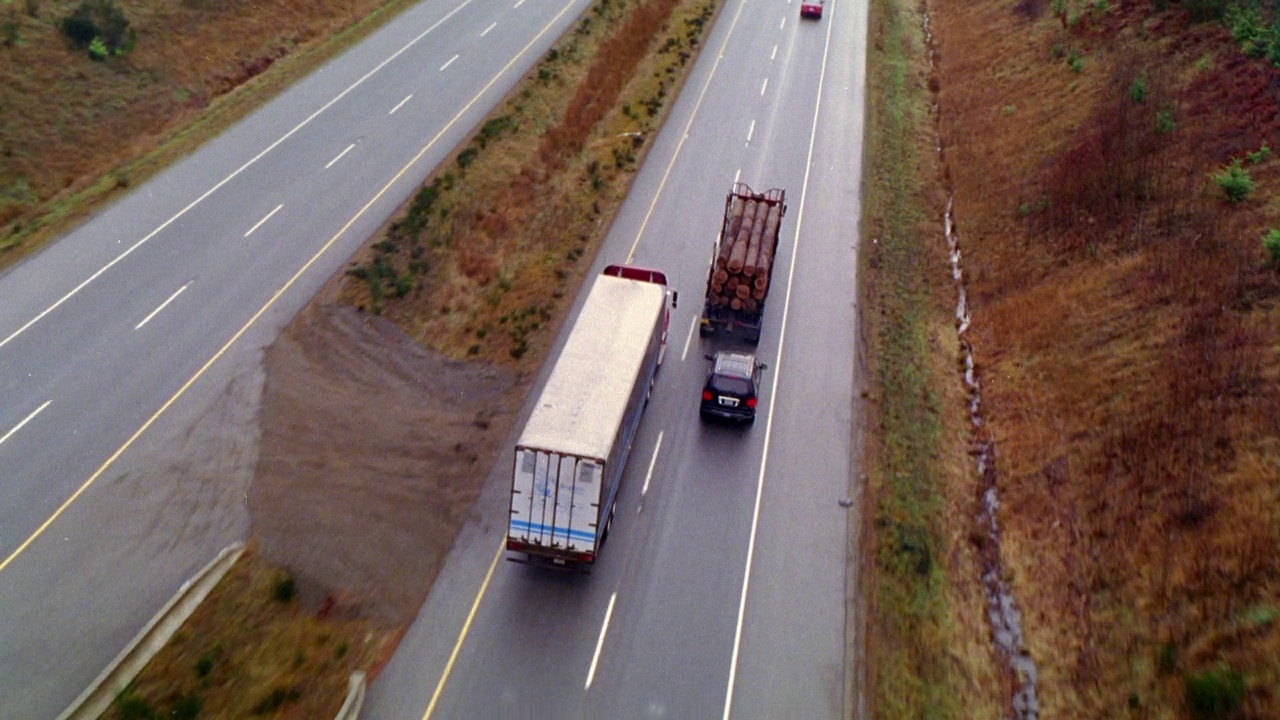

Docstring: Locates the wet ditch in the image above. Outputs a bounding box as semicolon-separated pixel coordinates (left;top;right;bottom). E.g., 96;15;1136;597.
921;8;1041;719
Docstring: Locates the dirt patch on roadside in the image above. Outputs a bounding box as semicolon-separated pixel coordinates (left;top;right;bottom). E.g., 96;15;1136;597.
249;292;524;629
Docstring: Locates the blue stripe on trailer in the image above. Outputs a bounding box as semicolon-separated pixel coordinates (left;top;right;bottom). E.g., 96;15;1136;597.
509;519;597;543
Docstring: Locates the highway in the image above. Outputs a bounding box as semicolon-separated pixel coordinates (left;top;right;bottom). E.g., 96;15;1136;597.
364;0;867;713
0;0;599;715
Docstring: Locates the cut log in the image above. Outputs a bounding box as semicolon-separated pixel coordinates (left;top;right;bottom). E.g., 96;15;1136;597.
730;297;743;310
743;200;769;276
735;283;751;300
714;268;729;285
743;298;758;314
753;275;768;291
727;200;755;273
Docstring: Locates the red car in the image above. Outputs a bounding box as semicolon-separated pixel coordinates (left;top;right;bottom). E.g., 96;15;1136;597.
800;0;824;18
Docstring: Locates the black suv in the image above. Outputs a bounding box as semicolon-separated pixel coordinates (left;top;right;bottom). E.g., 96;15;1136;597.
700;351;766;423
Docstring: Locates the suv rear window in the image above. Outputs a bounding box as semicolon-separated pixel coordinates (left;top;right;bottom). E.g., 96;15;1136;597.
709;375;752;396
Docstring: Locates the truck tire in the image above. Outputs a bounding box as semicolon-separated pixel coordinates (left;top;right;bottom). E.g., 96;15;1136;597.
601;507;615;545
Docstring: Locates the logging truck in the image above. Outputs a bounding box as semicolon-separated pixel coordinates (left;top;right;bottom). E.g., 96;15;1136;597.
699;183;787;343
506;265;677;569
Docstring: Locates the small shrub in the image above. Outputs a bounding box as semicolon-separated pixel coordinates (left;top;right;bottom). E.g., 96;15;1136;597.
1185;0;1227;22
392;274;413;298
1;21;17;47
60;13;97;46
1130;74;1147;103
456;146;479;168
116;692;157;720
1002;104;1016;115
1247;144;1271;164
251;686;302;715
1156;108;1175;134
271;573;296;603
60;0;135;55
1067;49;1084;72
1184;664;1244;719
169;694;202;720
1211;159;1254;203
1262;228;1280;266
195;653;214;679
1156;641;1177;675
88;36;107;60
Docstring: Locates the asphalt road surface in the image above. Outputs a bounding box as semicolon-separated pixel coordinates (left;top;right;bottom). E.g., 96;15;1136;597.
364;0;868;714
0;0;599;715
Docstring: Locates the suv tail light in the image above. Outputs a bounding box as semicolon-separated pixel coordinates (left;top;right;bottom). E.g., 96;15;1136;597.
746;396;757;408
702;390;713;401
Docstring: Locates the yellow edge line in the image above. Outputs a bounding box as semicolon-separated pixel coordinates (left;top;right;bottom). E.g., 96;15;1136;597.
0;0;581;578
422;541;505;719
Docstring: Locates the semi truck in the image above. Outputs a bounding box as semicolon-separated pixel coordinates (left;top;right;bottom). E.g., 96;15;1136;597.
506;264;677;568
699;183;787;343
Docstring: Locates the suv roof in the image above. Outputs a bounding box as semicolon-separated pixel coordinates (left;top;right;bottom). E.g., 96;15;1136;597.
712;351;756;378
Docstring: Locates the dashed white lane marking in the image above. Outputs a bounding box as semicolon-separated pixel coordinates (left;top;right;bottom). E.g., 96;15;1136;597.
585;592;618;690
0;401;50;447
325;143;356;169
640;432;663;499
482;21;497;36
760;77;768;95
746;119;756;144
135;283;189;330
440;54;459;71
681;314;698;361
244;204;283;238
390;94;413;114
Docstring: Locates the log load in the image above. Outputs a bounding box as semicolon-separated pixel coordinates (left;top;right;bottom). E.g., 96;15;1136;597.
705;185;785;314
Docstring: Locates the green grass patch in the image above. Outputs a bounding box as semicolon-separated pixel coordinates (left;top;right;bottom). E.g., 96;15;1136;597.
860;0;964;714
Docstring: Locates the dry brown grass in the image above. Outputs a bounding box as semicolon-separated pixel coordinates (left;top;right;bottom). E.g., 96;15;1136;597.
0;0;418;259
106;546;397;720
929;0;1280;715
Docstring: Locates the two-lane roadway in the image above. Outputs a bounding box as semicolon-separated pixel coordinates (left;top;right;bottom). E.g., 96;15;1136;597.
365;0;867;714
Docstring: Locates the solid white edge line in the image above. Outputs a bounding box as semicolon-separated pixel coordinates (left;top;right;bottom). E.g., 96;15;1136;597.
390;94;414;114
585;592;618;690
482;21;498;36
680;313;698;361
440;54;460;71
721;0;838;715
325;143;356;169
640;432;663;498
134;283;189;330
624;0;755;263
244;204;283;238
0;400;50;447
0;0;479;353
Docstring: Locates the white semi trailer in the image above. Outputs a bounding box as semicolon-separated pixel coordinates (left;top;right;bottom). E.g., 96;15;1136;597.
506;265;676;568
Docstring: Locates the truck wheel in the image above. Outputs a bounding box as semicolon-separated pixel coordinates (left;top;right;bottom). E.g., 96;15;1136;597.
601;507;615;544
